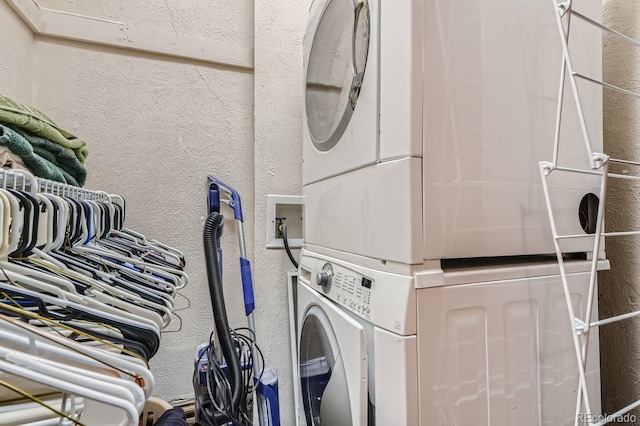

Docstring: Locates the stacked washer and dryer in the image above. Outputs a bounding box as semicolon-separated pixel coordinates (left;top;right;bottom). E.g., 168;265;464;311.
296;0;606;425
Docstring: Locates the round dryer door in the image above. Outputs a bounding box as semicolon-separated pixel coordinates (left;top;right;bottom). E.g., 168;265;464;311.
305;0;370;151
299;306;352;426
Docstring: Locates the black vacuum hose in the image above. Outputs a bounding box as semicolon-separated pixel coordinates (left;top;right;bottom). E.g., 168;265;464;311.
203;212;244;424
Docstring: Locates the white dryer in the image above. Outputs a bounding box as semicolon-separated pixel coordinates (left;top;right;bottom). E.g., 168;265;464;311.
303;0;604;263
295;249;605;425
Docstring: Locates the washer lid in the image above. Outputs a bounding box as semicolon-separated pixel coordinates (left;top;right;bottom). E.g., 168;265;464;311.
305;0;370;152
300;305;353;426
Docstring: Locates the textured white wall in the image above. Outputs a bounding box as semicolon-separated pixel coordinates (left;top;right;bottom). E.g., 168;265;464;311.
32;37;255;402
33;0;254;48
0;0;34;102
600;0;640;417
253;0;307;423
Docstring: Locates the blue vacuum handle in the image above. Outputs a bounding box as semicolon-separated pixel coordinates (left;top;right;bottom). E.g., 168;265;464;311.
207;176;243;221
240;257;255;315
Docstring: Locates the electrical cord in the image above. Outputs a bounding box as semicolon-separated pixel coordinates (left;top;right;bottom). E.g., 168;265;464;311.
194;329;264;426
280;221;299;269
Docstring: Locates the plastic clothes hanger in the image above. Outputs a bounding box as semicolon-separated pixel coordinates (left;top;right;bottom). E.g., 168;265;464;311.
4;269;165;334
0;394;85;425
0;306;153;362
0;358;139;425
6;199;171;329
0;314;154;395
17;243;169;330
0;189;21;255
7;190;31;258
75;201;184;288
0;182;172;350
67;248;178;298
56;201;179;295
107;212;183;269
0;284;161;359
44;194;68;251
0;346;144;413
0;191;9;256
0;192;83;296
0;193;94;296
7;262;168;332
92;235;188;289
17;191;41;257
0;282;158;340
44;248;175;311
0;379;85;426
34;195;54;252
37;243;175;327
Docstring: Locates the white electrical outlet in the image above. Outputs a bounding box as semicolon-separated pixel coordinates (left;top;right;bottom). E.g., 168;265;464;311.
266;195;304;249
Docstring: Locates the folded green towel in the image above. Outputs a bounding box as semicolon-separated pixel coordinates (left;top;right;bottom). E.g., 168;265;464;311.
0;93;88;164
3;123;86;186
0;124;81;186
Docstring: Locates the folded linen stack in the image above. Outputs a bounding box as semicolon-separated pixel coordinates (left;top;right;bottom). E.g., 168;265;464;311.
0;93;88;186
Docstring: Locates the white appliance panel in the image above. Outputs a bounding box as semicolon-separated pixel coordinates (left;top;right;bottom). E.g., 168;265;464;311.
378;0;423;160
422;159;603;260
417;272;601;425
420;0;603;260
303;157;423;264
373;328;419;426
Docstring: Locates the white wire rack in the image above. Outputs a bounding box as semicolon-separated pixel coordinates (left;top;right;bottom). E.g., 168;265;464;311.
0;169;109;201
541;1;640;424
0;169;118;206
0;169;38;195
36;176;112;202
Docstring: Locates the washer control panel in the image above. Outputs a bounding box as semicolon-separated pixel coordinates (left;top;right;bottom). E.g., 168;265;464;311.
317;262;374;320
298;251;417;335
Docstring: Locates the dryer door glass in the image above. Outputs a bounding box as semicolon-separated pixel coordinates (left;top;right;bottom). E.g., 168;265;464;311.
306;0;370;151
300;307;352;425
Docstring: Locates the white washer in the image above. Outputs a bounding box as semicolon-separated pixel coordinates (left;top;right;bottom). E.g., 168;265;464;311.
303;0;604;263
295;249;605;425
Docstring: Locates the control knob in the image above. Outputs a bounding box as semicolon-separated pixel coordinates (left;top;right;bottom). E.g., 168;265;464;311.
316;263;333;293
316;271;332;287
